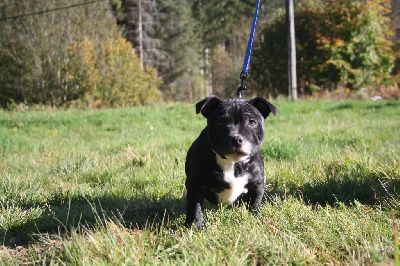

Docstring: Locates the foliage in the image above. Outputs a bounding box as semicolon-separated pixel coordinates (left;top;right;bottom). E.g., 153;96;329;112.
1;0;399;105
70;35;161;108
192;0;256;49
0;100;399;263
155;0;205;102
113;0;263;102
0;0;161;108
192;0;266;99
252;0;397;97
211;44;243;98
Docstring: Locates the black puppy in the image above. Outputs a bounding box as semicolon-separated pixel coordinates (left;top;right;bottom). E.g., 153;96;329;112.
185;96;277;229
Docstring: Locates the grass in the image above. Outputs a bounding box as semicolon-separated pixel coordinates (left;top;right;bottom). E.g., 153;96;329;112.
0;100;399;264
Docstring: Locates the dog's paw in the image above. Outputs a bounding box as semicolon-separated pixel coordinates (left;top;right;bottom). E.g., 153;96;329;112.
185;219;202;231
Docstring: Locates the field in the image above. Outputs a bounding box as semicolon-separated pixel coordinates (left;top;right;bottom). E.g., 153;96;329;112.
0;100;399;264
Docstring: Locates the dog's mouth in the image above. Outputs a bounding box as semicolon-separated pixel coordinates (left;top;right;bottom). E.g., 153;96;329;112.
224;151;249;162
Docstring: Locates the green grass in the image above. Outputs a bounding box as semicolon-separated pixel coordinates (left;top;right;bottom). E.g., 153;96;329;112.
0;100;399;264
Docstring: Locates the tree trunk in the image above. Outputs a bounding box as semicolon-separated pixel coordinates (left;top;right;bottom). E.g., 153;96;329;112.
205;48;212;96
286;0;298;101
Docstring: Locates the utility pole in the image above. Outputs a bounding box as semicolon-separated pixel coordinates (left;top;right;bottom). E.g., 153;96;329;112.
286;0;298;101
138;0;143;69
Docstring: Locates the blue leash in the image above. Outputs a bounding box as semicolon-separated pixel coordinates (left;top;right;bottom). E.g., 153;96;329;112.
237;0;261;99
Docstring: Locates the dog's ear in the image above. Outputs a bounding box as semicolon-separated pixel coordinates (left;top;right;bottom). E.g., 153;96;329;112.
196;96;223;118
249;97;277;119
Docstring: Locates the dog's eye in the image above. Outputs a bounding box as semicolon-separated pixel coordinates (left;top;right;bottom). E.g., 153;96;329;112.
216;120;225;127
249;119;257;127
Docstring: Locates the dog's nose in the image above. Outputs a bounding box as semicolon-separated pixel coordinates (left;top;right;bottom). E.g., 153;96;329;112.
229;135;244;147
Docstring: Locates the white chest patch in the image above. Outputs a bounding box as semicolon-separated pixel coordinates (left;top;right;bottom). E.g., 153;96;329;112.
215;155;249;204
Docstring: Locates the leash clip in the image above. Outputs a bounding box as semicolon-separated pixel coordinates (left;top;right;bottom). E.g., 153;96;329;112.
237;72;247;99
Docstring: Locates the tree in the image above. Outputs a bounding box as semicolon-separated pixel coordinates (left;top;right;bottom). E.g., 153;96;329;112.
113;0;205;101
154;0;204;101
252;0;397;97
192;0;260;98
0;0;118;107
0;0;161;108
112;0;290;101
114;0;163;69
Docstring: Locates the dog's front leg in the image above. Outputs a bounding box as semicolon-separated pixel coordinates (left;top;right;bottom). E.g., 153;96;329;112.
247;182;264;215
185;184;204;230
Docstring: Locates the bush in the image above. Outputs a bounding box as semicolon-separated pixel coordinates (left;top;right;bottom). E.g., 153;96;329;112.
69;36;162;108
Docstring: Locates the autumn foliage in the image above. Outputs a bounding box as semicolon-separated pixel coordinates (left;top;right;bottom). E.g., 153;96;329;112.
70;36;161;108
252;0;398;97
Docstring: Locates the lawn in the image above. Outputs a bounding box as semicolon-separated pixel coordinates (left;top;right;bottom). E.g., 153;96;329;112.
0;100;399;264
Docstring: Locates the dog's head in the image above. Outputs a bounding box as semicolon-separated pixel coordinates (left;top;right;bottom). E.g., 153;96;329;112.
196;96;277;163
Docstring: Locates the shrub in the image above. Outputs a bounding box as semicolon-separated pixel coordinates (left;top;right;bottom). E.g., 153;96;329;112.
69;35;162;108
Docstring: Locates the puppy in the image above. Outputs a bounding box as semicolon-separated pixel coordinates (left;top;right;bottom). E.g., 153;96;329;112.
185;96;277;229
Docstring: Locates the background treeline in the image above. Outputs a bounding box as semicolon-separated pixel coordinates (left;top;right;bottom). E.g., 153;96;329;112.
0;0;161;108
0;0;399;108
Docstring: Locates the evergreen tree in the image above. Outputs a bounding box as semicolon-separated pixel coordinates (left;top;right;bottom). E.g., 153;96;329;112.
155;0;204;101
113;0;163;69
